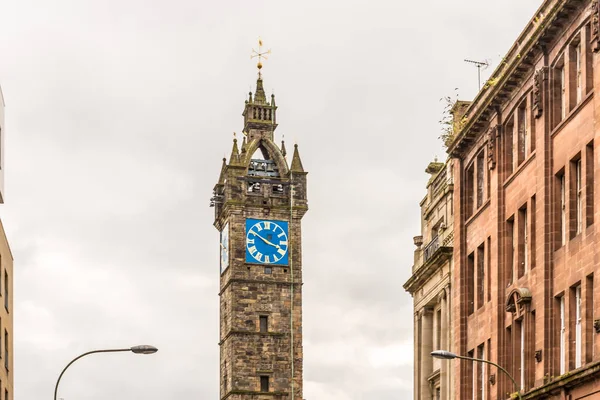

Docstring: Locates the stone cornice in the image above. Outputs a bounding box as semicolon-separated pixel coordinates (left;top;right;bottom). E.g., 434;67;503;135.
403;246;453;294
448;0;585;157
522;360;600;398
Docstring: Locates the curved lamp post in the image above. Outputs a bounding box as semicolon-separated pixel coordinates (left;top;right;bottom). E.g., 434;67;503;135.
54;345;158;400
431;350;522;400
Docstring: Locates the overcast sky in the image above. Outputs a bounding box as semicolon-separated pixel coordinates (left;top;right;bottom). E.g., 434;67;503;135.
0;1;541;399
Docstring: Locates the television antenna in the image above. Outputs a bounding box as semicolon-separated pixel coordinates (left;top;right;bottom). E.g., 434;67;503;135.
464;59;489;89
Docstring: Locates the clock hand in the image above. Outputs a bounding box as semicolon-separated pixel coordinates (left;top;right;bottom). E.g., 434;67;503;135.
253;233;280;248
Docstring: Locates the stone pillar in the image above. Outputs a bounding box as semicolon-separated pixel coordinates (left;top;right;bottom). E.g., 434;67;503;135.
439;289;449;400
414;312;421;400
421;307;434;400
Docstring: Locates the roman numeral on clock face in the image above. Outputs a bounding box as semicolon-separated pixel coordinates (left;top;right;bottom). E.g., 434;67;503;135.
255;252;263;262
248;246;257;255
264;255;270;263
263;221;271;230
247;238;255;245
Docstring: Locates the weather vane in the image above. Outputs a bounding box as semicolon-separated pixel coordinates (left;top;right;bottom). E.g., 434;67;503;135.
251;38;271;78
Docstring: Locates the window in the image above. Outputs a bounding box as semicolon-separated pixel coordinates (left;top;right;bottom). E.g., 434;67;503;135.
487;237;491;302
527;195;536;269
518;206;528;277
4;330;7;371
574;285;582;368
260;376;269;392
517;102;528;164
436;309;442;350
519;320;525;390
467;349;475;400
560;65;567;119
477;244;484;309
559;296;566;374
477;151;485;208
507;217;515;285
259;316;268;333
585;275;594;363
575;158;583;235
4;272;7;311
223;361;227;392
466;163;475;217
477;344;485;400
586;141;594;227
264;266;272;274
505;120;514;175
558;172;566;247
575;41;583;103
467;252;475;315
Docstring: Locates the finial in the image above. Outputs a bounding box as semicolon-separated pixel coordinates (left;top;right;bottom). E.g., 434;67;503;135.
281;139;287;157
251;37;271;78
434;155;438;162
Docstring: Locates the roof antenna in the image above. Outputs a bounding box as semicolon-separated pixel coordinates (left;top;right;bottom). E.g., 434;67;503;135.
464;59;489;89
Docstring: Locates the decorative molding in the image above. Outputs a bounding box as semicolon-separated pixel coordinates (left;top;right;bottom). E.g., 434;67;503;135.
592;1;600;52
594;319;600;333
533;67;548;118
535;349;543;363
489;373;496;385
486;126;499;170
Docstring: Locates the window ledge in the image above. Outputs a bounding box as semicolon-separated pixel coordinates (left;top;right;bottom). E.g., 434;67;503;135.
465;199;491;228
551;90;594;139
503;151;537;188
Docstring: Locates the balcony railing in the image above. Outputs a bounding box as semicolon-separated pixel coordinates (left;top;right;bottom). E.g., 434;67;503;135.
423;235;440;263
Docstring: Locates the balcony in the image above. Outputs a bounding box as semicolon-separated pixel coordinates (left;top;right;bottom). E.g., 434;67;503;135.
423;235;440;263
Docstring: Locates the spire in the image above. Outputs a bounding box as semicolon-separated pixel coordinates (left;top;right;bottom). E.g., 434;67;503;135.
218;158;227;184
241;136;247;154
290;144;304;173
281;140;287;157
244;39;277;139
229;138;240;165
254;77;267;104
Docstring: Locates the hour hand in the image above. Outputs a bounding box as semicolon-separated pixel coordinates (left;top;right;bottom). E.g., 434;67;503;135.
253;233;279;248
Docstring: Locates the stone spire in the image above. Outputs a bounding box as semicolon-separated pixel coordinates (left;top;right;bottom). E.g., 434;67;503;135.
217;158;227;184
254;77;267;104
281;140;287;157
290;144;304;173
229;138;240;165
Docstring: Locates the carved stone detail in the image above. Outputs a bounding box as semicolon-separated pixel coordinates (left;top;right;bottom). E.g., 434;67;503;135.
592;1;600;52
487;125;499;170
533;67;548;118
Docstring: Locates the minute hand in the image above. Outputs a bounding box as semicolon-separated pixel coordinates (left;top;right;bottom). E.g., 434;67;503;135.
253;233;280;248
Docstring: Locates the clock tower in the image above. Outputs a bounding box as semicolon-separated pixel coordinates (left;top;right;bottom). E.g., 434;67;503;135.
211;47;308;400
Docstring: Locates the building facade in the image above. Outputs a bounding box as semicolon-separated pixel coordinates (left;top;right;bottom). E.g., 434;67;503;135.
211;69;308;400
404;159;454;400
448;0;600;399
0;86;14;399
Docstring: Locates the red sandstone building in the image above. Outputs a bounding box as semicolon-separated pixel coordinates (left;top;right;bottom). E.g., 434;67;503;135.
446;0;600;399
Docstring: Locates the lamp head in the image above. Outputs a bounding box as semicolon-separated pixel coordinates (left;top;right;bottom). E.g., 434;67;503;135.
130;345;158;355
431;350;457;360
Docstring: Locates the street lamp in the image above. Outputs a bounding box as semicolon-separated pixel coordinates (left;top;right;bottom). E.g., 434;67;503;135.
54;345;158;400
431;350;522;400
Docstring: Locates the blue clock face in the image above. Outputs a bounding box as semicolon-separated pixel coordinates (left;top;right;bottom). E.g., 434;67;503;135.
245;219;289;265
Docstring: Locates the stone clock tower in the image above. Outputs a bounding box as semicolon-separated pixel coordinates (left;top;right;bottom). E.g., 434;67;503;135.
210;55;308;400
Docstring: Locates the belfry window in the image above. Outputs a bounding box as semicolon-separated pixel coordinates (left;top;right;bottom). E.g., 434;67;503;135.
260;376;269;392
